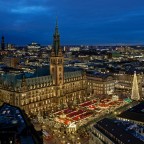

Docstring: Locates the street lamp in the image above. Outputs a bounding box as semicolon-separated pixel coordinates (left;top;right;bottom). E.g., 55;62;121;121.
76;137;81;144
61;135;66;144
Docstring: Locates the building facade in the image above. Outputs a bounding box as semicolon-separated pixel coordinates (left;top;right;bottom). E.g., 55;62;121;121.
115;72;143;98
3;56;19;68
0;22;87;116
87;73;115;96
89;118;144;144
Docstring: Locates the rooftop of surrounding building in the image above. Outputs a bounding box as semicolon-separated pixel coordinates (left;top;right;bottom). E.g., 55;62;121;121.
0;103;43;144
86;71;113;79
117;102;144;122
94;118;144;144
0;65;84;79
0;65;84;90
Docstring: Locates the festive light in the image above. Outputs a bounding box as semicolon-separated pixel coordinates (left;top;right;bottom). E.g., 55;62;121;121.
131;71;140;101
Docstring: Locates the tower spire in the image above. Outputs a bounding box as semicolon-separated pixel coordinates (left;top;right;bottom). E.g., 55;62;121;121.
131;71;140;101
55;17;59;35
1;35;5;51
50;18;64;86
52;18;61;56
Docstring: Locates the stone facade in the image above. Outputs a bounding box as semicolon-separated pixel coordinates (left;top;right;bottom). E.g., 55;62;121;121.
0;22;87;116
87;73;115;96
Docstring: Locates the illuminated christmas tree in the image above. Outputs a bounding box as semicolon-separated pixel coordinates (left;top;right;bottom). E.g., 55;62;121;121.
131;71;140;101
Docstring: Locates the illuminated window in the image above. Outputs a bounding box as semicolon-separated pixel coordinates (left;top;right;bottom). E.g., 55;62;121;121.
21;100;24;105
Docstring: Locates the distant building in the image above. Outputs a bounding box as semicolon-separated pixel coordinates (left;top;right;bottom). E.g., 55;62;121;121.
87;72;115;96
7;44;15;50
115;72;143;98
107;52;112;59
77;55;90;62
1;36;5;51
0;103;43;144
69;47;80;51
3;56;19;68
27;42;41;52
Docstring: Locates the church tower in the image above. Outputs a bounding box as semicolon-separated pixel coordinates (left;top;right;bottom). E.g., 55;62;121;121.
1;35;5;50
50;20;64;86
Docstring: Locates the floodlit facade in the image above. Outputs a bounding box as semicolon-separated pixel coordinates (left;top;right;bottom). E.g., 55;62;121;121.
0;21;87;116
87;73;115;96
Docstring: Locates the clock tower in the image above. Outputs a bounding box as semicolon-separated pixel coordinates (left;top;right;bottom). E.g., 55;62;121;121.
50;20;64;86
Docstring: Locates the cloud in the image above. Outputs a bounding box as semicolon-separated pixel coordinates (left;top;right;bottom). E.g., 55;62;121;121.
11;6;47;14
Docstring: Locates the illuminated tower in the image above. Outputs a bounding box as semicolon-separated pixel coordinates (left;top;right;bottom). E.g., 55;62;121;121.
131;71;140;101
50;19;64;86
1;35;5;50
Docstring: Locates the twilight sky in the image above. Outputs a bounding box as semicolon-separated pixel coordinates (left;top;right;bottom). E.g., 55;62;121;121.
1;0;144;45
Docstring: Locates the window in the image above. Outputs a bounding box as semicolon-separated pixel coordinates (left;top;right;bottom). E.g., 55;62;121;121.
52;68;54;72
59;73;62;80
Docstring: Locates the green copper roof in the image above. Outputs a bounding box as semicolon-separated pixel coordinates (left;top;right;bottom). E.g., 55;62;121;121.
0;66;84;90
112;52;121;57
64;71;83;79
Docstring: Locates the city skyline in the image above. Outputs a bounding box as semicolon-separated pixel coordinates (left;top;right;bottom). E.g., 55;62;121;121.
1;0;144;45
0;7;144;143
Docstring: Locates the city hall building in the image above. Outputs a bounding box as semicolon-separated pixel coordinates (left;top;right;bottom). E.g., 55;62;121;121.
0;22;87;116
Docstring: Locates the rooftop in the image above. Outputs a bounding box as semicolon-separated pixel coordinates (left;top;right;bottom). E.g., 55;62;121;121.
0;103;43;144
86;71;113;79
94;118;144;144
117;102;144;122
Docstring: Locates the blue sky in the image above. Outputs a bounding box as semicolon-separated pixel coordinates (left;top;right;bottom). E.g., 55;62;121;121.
0;0;144;45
